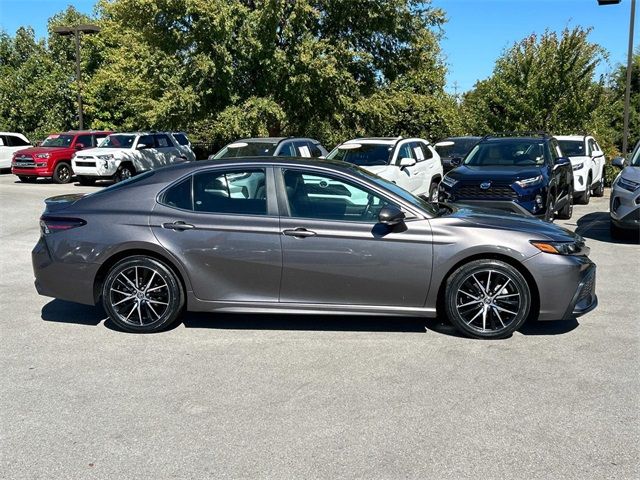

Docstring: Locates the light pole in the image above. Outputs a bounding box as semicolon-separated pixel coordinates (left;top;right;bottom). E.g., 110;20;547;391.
52;24;101;131
598;0;636;156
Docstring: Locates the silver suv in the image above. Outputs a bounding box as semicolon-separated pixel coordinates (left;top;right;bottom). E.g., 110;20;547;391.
610;140;640;239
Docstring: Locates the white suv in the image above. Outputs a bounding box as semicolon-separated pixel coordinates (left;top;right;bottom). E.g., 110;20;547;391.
556;135;606;204
0;132;31;170
326;137;443;200
72;132;188;184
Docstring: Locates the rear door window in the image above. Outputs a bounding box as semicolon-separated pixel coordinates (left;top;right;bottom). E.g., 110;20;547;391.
278;142;296;157
193;169;267;215
294;141;312;157
154;134;173;148
137;135;154;149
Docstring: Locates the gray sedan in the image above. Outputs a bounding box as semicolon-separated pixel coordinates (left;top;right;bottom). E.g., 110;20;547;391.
33;158;597;339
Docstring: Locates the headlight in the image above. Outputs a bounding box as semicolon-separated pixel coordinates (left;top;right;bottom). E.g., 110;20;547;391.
530;239;584;255
618;177;640;192
34;153;50;159
441;176;458;187
97;154;114;161
515;175;543;188
572;162;584;171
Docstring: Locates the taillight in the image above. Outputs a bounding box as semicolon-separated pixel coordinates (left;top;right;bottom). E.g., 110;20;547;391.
39;216;86;235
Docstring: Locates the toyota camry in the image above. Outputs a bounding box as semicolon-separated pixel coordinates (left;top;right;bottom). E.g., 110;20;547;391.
33;158;597;339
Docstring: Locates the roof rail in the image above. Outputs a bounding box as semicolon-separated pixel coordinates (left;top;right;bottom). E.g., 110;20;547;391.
482;131;551;140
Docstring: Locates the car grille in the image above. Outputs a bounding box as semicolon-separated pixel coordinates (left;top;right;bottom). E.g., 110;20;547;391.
454;184;518;200
75;161;96;167
13;154;35;168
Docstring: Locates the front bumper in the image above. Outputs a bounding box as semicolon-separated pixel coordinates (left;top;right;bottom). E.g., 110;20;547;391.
12;166;53;177
610;187;640;230
523;253;597;321
72;158;118;177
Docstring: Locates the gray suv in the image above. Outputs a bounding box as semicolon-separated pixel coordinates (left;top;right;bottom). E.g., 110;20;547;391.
210;137;328;159
610;140;640;239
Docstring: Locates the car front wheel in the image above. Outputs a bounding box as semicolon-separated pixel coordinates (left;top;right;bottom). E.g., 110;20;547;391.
444;259;531;339
102;256;184;333
115;164;134;183
53;162;73;184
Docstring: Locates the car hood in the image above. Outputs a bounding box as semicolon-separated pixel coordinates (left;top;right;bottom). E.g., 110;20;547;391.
444;203;578;241
447;165;544;183
618;166;640;183
14;146;72;156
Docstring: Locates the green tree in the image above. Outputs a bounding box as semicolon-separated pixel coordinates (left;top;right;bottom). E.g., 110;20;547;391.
461;27;609;140
608;47;640;152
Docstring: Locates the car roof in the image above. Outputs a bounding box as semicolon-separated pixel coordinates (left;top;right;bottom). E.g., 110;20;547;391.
342;137;403;145
555;135;589;141
57;131;112;135
482;136;548;143
236;137;323;144
440;136;483;141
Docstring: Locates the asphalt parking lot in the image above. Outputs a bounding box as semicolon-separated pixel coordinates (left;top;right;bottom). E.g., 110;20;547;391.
1;173;638;480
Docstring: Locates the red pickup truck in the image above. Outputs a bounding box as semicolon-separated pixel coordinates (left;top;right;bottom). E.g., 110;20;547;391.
11;130;112;184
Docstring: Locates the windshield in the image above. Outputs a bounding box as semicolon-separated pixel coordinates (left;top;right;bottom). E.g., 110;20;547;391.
41;134;74;148
436;138;479;158
214;142;277;158
631;142;640;167
464;140;546;166
327;143;392;166
100;134;135;149
351;165;439;216
557;140;585;157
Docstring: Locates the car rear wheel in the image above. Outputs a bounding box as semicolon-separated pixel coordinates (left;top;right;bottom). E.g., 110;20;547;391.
444;259;531;339
115;164;134;183
592;177;604;197
102;256;184;333
53;162;73;184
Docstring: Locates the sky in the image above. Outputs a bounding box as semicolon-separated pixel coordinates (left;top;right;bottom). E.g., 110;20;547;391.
0;0;637;94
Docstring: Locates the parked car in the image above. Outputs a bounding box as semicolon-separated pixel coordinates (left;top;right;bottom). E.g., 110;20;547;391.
326;137;443;201
11;130;112;183
71;132;188;184
555;135;606;204
434;136;482;173
610;140;640;239
0;132;31;171
211;137;328;159
439;134;574;221
169;132;196;162
32;157;597;339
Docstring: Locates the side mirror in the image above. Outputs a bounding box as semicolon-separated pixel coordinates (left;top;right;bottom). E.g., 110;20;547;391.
137;143;150;150
612;157;626;169
592;150;604;158
554;156;571;169
450;157;462;167
378;205;405;226
398;157;417;168
74;144;84;150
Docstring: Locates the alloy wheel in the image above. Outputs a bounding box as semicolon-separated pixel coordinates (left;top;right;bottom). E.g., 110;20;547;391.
454;269;523;335
108;265;171;327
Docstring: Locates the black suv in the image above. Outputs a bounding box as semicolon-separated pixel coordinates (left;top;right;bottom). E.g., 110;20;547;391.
438;133;574;221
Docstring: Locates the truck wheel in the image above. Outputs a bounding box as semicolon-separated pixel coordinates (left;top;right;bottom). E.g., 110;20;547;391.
77;176;96;186
115;164;134;183
52;162;73;184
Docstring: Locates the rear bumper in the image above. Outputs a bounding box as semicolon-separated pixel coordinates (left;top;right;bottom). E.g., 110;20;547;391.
32;236;99;305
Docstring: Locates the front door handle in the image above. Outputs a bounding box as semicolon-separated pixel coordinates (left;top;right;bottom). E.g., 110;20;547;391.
282;228;316;238
163;221;195;231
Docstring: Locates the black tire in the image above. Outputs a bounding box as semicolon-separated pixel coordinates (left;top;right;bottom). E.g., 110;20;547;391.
114;164;135;183
102;256;184;333
556;185;574;220
544;193;555;222
428;181;439;203
77;176;96;186
578;176;591;204
592;177;605;197
444;259;531;339
18;175;36;183
52;161;73;184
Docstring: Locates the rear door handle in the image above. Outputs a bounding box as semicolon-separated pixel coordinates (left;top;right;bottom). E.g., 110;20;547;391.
163;221;195;231
282;228;316;238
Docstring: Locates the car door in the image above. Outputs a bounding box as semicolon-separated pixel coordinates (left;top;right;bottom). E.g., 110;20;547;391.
150;166;282;302
393;141;423;194
277;167;432;306
154;133;181;165
135;134;158;171
588;138;604;183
